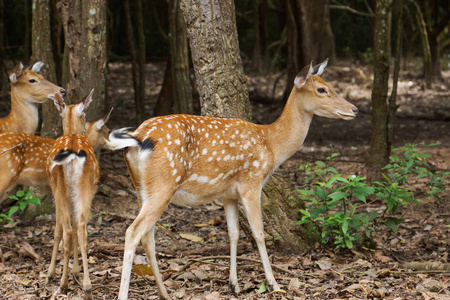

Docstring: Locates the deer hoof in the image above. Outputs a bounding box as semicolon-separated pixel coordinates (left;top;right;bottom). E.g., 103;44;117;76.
84;289;92;300
229;283;241;294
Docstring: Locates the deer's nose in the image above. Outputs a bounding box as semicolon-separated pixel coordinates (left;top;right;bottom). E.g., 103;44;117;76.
60;89;66;97
352;107;359;115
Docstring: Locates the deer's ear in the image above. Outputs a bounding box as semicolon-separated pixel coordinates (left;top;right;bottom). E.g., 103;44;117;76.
9;63;24;84
31;61;45;73
312;58;328;76
53;93;66;114
76;89;95;115
294;61;313;88
95;107;113;130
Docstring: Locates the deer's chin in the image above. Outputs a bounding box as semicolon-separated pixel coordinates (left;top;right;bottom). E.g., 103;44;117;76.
337;112;357;120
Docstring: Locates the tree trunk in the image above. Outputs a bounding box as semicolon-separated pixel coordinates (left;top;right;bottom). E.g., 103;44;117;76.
31;0;60;138
368;0;391;176
169;0;193;114
153;60;173;117
181;0;318;254
25;0;60;222
136;0;146;122
0;0;5;92
58;0;107;120
387;0;403;153
123;0;143;125
284;0;336;99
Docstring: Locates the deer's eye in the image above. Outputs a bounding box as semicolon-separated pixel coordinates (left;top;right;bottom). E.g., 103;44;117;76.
317;88;326;94
29;79;37;83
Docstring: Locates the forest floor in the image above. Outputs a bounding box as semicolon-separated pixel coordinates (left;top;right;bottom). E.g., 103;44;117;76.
0;60;449;299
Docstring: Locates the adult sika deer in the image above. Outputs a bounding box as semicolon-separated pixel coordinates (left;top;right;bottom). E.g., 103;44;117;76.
107;59;358;299
45;90;99;299
1;61;66;134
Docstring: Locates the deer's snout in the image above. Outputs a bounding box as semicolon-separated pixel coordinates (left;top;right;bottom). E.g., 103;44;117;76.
352;107;359;115
60;89;66;97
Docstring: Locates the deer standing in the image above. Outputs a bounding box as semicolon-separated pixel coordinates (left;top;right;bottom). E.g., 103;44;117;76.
45;90;100;299
107;59;358;299
1;61;66;134
0;108;112;198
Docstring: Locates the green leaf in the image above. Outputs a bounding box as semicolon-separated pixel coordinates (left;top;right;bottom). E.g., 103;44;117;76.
345;238;354;249
16;190;25;197
315;161;326;167
8;206;19;217
385;217;404;232
328;192;348;202
256;281;267;294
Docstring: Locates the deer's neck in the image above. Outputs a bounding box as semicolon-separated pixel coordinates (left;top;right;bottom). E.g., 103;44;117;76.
265;88;313;169
7;91;39;134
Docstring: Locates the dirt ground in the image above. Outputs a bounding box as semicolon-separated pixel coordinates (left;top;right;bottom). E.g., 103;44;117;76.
0;61;449;300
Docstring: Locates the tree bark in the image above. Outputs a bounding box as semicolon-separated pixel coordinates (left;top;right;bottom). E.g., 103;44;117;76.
31;0;60;138
169;0;193;114
180;0;251;120
180;0;318;254
59;0;107;120
368;0;391;175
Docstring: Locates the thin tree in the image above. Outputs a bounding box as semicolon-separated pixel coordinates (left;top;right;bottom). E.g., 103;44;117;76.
368;0;391;174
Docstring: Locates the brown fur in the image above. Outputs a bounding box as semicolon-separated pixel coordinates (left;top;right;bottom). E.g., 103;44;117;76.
112;61;358;299
45;91;99;299
0;117;111;198
1;63;65;134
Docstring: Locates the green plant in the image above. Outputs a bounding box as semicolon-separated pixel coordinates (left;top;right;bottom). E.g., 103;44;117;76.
0;190;41;224
384;142;449;200
296;154;377;249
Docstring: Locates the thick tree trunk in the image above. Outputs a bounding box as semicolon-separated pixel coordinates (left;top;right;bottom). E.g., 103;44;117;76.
31;0;60;138
368;0;391;175
180;0;251;120
181;0;318;254
59;0;107;120
169;0;193;114
25;0;59;222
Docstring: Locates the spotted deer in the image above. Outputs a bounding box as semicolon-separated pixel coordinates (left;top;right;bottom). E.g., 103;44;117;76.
0;107;112;198
107;59;358;299
45;90;100;299
1;61;66;134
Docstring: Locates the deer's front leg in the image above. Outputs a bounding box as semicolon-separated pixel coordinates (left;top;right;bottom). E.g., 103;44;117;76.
223;198;240;293
240;189;280;292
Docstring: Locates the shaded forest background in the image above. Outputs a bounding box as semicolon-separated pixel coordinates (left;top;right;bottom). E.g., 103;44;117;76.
0;1;450;299
0;0;449;107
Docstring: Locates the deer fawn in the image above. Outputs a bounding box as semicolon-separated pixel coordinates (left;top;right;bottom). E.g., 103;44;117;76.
0;107;112;198
45;90;100;299
107;59;358;299
1;61;66;134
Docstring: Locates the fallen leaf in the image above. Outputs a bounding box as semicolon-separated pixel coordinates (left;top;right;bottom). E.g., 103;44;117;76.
180;233;204;242
17;242;40;261
374;252;391;263
193;223;207;227
132;264;154;277
208;219;223;226
316;259;332;270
